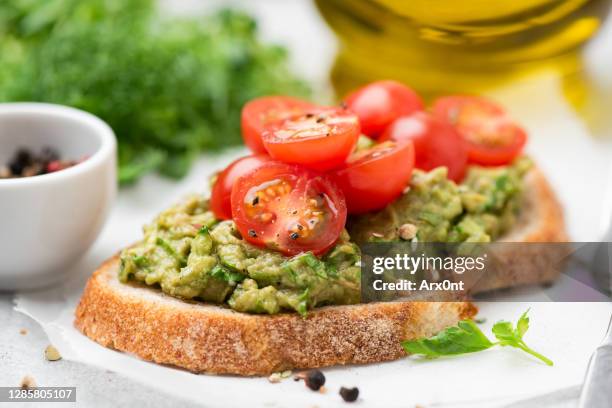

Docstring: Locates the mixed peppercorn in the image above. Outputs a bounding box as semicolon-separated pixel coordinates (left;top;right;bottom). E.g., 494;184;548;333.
293;369;359;403
0;147;84;179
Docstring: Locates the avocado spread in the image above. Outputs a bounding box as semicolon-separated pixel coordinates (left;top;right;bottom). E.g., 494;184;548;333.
349;157;531;243
119;198;361;316
119;158;530;315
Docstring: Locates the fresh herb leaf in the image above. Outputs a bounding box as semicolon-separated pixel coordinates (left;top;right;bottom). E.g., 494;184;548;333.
281;263;299;284
302;253;320;269
303;253;328;279
490;320;515;342
281;252;328;281
402;320;493;357
296;287;310;317
515;310;530;338
210;264;245;285
155;237;186;267
492;309;553;366
132;255;149;268
402;309;553;365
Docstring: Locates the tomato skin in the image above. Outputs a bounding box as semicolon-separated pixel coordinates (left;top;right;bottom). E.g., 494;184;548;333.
344;80;424;138
230;161;347;256
381;112;468;182
261;107;360;172
466;129;526;165
210;155;272;220
432;96;527;165
241;96;316;154
275;175;347;255
332;141;415;214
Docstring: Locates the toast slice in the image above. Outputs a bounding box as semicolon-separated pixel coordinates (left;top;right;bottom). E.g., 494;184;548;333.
75;257;476;375
74;167;566;375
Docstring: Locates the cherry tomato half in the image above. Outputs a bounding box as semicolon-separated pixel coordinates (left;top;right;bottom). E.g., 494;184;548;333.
210;154;271;220
344;80;424;138
332;141;415;214
231;161;347;256
261;107;360;172
241;96;316;154
381;112;468;182
432;96;527;165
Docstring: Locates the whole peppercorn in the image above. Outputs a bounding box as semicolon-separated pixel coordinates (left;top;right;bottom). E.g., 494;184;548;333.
304;370;325;391
9;148;32;175
340;386;359;402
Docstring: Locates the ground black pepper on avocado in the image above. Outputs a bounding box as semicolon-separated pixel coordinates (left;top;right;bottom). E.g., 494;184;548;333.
119;158;530;315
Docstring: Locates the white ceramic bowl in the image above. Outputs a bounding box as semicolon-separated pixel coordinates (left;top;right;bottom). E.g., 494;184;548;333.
0;103;116;290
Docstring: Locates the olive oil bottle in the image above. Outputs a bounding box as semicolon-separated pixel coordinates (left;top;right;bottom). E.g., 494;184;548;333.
316;0;610;99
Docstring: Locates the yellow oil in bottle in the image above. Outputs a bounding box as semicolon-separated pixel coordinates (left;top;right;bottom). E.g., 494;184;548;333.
316;0;611;100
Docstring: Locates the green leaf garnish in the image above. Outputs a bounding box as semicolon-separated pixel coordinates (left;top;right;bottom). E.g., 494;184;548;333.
402;309;553;365
402;320;493;357
491;309;553;366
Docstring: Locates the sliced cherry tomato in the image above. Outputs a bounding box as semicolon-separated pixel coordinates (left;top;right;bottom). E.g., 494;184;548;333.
332;141;415;214
261;107;360;172
231;161;347;256
380;112;468;182
344;80;424;138
210;154;271;220
241;96;316;154
432;96;527;165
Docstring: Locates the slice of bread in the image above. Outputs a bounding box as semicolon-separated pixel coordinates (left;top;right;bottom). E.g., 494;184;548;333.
75;257;477;375
74;167;566;376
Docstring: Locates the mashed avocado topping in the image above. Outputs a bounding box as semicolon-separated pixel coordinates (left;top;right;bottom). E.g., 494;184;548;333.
119;196;360;315
120;158;530;315
348;157;531;243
